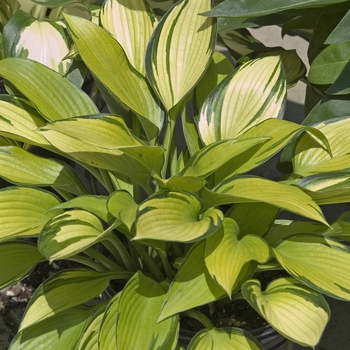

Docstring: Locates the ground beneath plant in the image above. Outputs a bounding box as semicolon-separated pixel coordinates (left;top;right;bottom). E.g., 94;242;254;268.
0;261;79;349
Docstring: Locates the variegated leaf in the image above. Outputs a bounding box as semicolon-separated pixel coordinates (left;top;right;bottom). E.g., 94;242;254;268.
134;191;224;243
242;278;330;347
101;0;157;75
145;0;216;111
198;56;286;145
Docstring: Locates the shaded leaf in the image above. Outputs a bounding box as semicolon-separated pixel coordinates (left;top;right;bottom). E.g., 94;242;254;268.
159;242;225;321
0;242;43;290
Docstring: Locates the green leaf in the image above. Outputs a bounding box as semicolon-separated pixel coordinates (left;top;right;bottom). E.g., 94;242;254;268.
116;271;179;350
0;100;48;145
205;0;348;17
204;176;328;225
3;11;72;74
19;269;115;331
0;242;43;290
0;146;88;195
227;202;279;238
38;116;165;189
255;49;307;88
180;137;269;179
309;42;350;84
78;306;106;350
188;327;263;350
242;278;330;347
0;58;98;121
108;190;138;231
101;0;157;75
0;187;61;242
229;118;330;177
152;172;207;193
145;0;216;111
38;210;107;262
134;191;224;243
198;56;286;145
205;218;270;296
296;172;350;205
195;50;234;110
273;234;350;301
293;117;350;176
264;220;327;246
325;9;350;44
326;63;350;95
99;293;121;350
159;242;225;321
63;13;163;133
51;195;110;222
10;305;91;350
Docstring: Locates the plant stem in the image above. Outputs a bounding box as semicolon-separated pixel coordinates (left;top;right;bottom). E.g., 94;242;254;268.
132;242;165;281
67;255;109;272
85;247;123;271
99;169;116;193
161;106;179;178
106;234;138;271
156;249;174;279
183;309;214;330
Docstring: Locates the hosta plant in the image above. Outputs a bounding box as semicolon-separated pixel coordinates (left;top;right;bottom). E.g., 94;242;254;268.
1;0;350;349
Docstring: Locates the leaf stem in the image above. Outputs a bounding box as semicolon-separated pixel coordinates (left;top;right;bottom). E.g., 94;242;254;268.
85;247;124;271
182;309;214;330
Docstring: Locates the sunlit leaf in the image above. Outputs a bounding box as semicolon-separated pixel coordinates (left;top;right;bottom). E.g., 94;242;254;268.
198;56;286;145
117;271;179;349
0;58;98;121
101;0;157;75
0;187;61;242
273;234;350;300
135;191;224;243
205;218;270;295
188;327;263;350
145;0;216;110
19;269;115;331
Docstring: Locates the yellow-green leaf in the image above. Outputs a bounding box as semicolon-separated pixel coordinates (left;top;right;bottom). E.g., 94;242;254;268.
273;234;350;301
101;0;157;75
145;0;216;110
198;56;286;145
242;278;330;348
205;218;270;296
135;191;224;243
